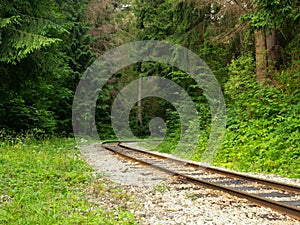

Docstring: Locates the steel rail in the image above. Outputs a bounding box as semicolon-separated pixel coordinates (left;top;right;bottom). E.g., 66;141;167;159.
102;142;300;220
117;142;300;193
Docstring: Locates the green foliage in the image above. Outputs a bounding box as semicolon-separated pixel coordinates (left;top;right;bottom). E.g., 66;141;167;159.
0;133;137;224
0;0;96;134
152;182;170;193
216;60;300;178
241;0;297;30
217;112;300;178
98;0;300;178
156;55;300;178
0;1;66;64
224;54;256;100
135;0;175;40
1;0;299;179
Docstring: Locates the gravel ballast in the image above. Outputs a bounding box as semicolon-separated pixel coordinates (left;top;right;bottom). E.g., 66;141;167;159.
79;143;300;225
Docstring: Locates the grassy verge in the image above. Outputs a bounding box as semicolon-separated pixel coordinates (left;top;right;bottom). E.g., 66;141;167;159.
0;133;137;224
154;131;299;179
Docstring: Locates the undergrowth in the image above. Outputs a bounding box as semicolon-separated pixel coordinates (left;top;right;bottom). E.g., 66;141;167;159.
0;131;137;224
156;55;300;179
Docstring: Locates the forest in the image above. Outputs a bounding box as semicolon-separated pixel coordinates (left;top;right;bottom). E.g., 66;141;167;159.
0;0;300;178
0;0;300;223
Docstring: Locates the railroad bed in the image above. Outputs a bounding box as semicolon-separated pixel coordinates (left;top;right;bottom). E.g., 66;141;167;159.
80;142;300;224
80;143;300;225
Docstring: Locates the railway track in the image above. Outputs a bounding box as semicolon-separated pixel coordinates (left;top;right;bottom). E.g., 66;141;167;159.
102;141;300;220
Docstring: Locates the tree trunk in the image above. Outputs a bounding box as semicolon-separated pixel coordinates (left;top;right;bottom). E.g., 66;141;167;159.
137;77;142;125
255;29;278;85
265;29;278;74
255;29;267;84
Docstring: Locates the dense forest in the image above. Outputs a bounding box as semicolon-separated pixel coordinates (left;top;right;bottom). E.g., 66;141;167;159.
0;0;299;177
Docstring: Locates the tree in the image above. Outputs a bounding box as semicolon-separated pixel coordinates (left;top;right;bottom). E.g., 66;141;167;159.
0;0;67;64
242;0;297;84
0;0;95;133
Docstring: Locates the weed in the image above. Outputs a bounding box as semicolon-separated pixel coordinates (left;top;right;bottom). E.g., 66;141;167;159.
185;192;198;201
0;133;137;224
152;183;170;193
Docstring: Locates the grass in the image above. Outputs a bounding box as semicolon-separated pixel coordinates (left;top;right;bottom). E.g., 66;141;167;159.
153;133;300;179
0;132;137;224
152;182;170;193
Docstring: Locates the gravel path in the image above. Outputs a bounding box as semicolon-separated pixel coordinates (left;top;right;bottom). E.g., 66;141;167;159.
79;143;300;225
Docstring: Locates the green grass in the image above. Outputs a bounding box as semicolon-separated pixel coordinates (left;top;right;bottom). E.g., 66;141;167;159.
154;131;299;179
0;133;137;224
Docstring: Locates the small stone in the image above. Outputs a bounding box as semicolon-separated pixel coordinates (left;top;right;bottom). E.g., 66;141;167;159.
120;167;128;173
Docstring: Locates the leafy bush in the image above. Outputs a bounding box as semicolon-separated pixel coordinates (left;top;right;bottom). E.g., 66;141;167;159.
214;57;300;178
157;55;300;178
224;54;256;101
